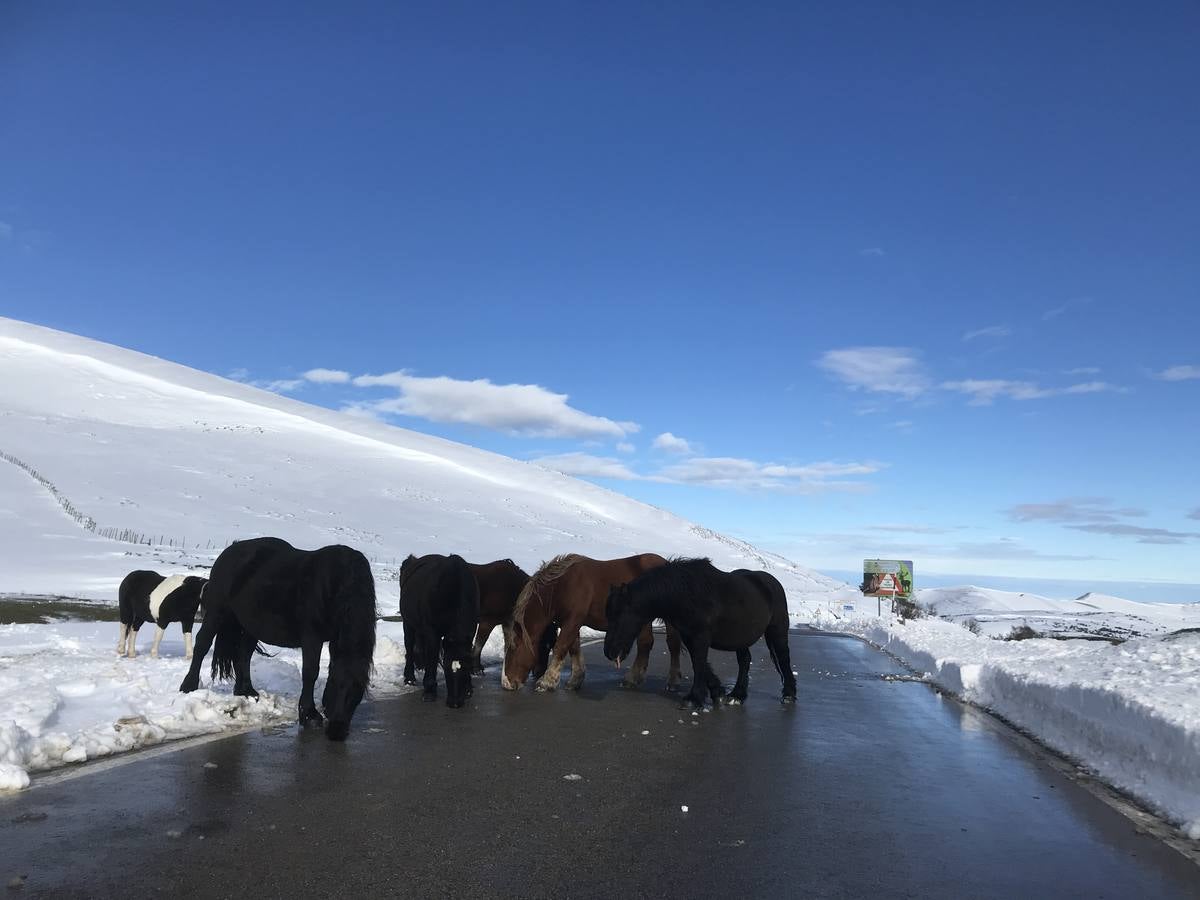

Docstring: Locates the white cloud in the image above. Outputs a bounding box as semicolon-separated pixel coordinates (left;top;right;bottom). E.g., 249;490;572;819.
816;347;928;399
652;432;693;454
262;378;304;393
1007;498;1146;524
1155;365;1200;382
530;453;639;480
0;222;12;240
1066;523;1200;545
1043;297;1092;321
655;456;884;493
962;325;1011;342
859;247;885;257
616;442;635;454
303;368;351;384
226;368;250;382
1065;366;1100;376
351;371;639;439
941;379;1126;406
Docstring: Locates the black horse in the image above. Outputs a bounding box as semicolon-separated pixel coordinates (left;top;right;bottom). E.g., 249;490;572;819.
117;570;207;659
604;558;797;709
400;553;479;708
179;537;377;741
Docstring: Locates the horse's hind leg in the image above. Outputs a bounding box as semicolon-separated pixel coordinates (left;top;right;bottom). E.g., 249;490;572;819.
298;635;325;726
150;623;166;658
767;621;797;703
725;648;752;704
232;630;259;699
402;620;418;686
420;629;439;701
665;625;682;692
565;637;585;691
622;623;654;689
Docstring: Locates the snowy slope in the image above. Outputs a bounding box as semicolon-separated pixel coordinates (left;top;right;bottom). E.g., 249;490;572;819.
0;316;853;612
917;585;1200;639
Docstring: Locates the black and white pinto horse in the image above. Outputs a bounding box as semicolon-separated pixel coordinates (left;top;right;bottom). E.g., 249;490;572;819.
399;553;480;708
117;570;207;659
604;558;797;709
179;537;377;741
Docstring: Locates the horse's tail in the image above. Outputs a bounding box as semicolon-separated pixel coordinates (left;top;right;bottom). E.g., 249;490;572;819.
331;549;378;689
510;554;582;655
210;618;270;681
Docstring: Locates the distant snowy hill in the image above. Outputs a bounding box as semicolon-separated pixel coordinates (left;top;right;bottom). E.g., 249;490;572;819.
0;317;854;612
917;585;1200;639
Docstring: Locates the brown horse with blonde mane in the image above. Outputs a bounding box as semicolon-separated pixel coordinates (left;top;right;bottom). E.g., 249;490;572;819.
501;553;681;693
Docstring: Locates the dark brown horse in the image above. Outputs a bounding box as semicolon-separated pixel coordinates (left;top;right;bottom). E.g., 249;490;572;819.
501;553;681;693
466;558;534;675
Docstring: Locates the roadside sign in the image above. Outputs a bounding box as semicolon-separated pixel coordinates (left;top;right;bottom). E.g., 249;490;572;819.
861;559;914;599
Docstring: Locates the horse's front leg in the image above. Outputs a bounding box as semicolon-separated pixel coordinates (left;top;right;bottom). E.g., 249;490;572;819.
704;661;726;704
232;631;259;699
725;648;752;704
564;637;585;691
298;635;324;726
536;618;581;693
665;625;682;691
471;620;495;676
622;622;655;688
681;635;711;710
179;616;221;692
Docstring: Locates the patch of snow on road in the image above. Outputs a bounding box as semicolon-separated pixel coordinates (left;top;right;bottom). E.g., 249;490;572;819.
0;620;506;788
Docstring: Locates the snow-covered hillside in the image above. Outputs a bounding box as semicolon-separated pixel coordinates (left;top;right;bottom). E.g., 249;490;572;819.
0;316;853;611
917;585;1200;639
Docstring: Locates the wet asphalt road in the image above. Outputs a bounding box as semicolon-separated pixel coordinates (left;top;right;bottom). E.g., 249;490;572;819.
2;631;1198;899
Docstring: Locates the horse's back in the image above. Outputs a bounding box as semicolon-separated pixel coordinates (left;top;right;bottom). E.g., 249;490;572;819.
403;553;479;639
469;559;528;619
120;570;163;599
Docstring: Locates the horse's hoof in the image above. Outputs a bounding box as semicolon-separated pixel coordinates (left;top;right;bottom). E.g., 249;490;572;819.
235;688;259;700
534;682;556;694
722;696;744;706
781;694;797;705
403;677;418;687
179;677;199;693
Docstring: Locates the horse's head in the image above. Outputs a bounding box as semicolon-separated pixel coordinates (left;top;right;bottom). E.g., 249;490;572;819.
322;653;369;741
501;600;550;690
603;583;642;666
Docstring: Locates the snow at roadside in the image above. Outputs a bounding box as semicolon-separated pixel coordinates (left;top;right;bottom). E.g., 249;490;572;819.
825;614;1200;839
0;619;506;789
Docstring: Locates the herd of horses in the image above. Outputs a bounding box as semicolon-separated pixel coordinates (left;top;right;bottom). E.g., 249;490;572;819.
118;537;798;741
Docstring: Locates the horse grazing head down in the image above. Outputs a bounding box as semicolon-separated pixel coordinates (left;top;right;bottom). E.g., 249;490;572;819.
322;653;370;741
603;584;644;666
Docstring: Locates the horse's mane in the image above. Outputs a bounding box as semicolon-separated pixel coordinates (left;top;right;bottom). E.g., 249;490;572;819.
625;557;719;609
510;553;584;653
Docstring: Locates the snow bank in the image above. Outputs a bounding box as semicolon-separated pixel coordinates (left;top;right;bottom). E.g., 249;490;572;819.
0;619;506;789
828;616;1200;838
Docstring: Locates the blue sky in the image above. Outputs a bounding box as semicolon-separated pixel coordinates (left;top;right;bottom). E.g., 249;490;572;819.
2;3;1199;598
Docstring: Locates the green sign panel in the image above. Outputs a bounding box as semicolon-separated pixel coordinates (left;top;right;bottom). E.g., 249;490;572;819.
861;559;914;599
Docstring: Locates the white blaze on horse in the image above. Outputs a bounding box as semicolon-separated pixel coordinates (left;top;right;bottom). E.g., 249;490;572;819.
117;570;207;659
